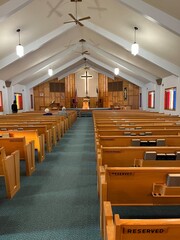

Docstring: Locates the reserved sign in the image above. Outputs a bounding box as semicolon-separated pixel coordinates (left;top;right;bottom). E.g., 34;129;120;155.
123;227;168;234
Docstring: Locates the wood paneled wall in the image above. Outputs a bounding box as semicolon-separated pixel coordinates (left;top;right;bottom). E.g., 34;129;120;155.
33;73;139;110
65;74;75;108
98;74;109;107
98;75;139;109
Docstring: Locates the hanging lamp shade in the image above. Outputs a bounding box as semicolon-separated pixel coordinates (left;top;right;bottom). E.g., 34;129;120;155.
48;68;53;76
16;44;24;57
16;29;24;57
131;42;139;56
131;27;139;56
114;67;119;75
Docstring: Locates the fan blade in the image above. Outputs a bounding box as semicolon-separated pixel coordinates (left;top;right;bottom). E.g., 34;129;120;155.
69;13;77;21
82;51;90;55
79;16;91;21
77;20;84;26
64;20;76;24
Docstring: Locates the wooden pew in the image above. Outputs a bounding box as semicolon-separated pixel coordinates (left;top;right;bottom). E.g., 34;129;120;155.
98;146;180;168
96;135;180;164
103;201;180;240
97;146;180;195
0;114;62;141
98;135;180;147
0;137;35;176
96;129;180;136
0;130;45;162
95;130;180;151
0;120;57;147
0;111;77;147
0;147;20;199
94;116;180;121
0;124;52;153
100;166;180;235
95;124;180;131
95;118;180;123
92;110;180;119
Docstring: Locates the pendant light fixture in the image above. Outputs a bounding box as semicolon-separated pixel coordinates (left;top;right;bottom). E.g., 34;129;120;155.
131;27;139;56
16;29;24;57
48;68;53;76
114;67;119;75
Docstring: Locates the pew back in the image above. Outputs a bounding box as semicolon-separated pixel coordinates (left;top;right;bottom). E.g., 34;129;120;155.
0;130;45;162
0;124;52;152
100;167;180;236
0;147;20;198
104;202;180;240
0;137;35;176
98;135;180;147
101;167;180;206
99;146;180;168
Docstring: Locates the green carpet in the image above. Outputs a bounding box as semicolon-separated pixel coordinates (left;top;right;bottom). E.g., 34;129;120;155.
0;118;101;240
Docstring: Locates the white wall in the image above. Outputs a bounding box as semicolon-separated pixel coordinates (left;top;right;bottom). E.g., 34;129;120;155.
160;75;180;115
141;82;161;112
0;81;32;114
0;80;9;115
141;75;180;115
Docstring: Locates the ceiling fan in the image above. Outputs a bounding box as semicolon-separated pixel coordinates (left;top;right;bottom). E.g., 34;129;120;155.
79;39;90;55
64;0;91;26
74;39;90;55
83;57;90;70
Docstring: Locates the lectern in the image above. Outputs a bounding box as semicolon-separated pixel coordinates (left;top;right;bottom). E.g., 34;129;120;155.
82;98;90;109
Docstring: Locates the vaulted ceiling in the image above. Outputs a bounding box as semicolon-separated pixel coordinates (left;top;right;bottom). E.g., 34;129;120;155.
0;0;179;89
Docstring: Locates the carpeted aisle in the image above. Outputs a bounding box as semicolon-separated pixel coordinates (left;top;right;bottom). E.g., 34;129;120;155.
0;118;101;240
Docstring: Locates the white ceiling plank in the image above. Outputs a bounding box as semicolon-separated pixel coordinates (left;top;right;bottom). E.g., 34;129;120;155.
83;21;130;52
87;55;145;88
84;21;180;76
87;43;157;83
11;44;79;85
26;56;83;89
0;0;33;22
58;62;114;80
119;0;180;35
57;66;85;81
0;24;75;70
139;48;180;77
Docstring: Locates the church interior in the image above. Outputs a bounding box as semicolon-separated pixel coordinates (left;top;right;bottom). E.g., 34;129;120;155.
0;1;180;240
0;0;179;115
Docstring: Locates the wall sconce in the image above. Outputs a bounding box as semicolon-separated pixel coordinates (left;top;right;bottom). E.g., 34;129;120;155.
16;29;24;57
131;27;139;56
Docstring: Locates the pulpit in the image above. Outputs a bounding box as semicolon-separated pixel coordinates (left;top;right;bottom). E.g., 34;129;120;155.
82;98;90;109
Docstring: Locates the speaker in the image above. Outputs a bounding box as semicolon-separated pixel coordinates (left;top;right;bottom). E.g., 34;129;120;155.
5;81;11;88
156;78;162;85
